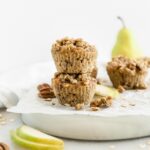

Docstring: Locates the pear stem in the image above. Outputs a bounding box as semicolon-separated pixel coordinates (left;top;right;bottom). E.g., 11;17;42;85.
117;16;126;28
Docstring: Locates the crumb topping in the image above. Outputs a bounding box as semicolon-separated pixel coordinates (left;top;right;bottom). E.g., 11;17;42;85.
107;56;147;75
90;95;112;108
52;37;96;52
54;73;96;84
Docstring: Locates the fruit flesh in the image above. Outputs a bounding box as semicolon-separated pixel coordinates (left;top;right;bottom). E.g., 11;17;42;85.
95;85;119;98
17;126;63;146
11;130;64;150
112;18;143;59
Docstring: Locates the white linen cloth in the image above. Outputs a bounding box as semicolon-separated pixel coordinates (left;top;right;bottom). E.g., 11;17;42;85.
0;61;56;108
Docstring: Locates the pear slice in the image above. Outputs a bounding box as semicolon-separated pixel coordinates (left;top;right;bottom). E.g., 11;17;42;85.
95;84;119;99
11;130;64;150
17;125;64;146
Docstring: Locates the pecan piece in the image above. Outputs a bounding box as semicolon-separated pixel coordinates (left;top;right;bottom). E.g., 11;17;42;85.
90;95;112;108
0;143;9;150
37;83;56;99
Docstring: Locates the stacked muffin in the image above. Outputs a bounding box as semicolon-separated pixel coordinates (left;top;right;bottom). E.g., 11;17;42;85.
51;37;97;107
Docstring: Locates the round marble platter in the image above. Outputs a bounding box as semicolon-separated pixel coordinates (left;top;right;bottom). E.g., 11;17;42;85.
3;61;150;140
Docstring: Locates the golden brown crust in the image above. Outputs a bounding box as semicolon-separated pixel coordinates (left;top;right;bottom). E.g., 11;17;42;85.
51;37;97;73
52;37;96;52
107;56;148;89
52;74;97;106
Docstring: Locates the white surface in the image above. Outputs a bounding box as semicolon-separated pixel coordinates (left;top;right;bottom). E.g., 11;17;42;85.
5;62;150;140
1;110;150;150
8;85;150;140
1;0;150;72
21;113;150;140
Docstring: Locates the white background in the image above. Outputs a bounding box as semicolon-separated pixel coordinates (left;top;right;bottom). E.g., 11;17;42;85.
0;0;150;72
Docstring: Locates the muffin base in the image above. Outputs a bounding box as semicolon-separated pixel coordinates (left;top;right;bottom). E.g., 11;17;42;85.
52;78;96;106
52;49;97;73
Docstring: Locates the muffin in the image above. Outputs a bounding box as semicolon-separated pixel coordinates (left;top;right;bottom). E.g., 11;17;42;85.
107;56;148;89
51;37;97;73
137;57;150;68
52;73;97;106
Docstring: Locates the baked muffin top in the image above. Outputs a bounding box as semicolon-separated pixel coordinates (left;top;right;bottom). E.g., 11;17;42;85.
107;56;147;75
54;73;96;85
52;37;96;52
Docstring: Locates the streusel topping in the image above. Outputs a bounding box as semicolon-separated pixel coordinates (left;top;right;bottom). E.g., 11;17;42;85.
52;37;96;52
54;73;96;84
107;56;147;75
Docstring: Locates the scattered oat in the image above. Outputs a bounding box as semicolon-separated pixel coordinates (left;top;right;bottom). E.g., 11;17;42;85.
91;107;99;111
90;95;112;108
139;143;146;148
120;102;128;108
109;145;116;149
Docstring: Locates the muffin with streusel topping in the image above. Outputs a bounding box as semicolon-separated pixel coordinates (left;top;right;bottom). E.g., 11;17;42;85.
51;37;97;74
107;56;148;89
52;73;97;106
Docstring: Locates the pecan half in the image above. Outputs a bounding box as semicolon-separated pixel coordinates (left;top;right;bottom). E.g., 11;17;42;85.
0;143;9;150
37;83;56;99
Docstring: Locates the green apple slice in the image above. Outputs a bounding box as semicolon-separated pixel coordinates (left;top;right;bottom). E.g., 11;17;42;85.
95;84;119;98
17;126;64;146
11;130;64;150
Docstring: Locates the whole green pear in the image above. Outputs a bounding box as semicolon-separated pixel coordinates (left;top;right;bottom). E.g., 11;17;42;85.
112;17;143;59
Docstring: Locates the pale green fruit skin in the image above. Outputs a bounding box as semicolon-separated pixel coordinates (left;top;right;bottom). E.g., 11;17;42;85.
112;28;143;59
95;85;119;99
11;130;64;150
17;126;64;146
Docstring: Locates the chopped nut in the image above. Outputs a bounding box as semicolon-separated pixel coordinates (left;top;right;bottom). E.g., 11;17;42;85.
63;83;70;87
37;83;56;99
90;95;112;108
117;85;125;93
0;143;9;150
75;103;84;110
91;67;98;78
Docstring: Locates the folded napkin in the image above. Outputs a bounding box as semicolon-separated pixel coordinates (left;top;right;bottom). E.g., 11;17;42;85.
0;61;56;109
0;86;19;108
